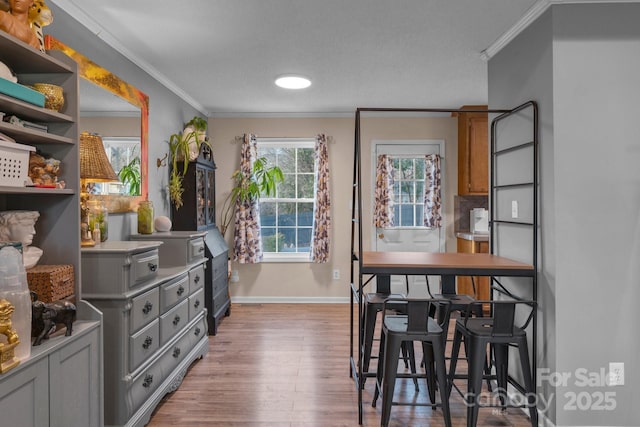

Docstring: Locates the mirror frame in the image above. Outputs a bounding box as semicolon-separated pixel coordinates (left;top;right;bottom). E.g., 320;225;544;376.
44;35;149;213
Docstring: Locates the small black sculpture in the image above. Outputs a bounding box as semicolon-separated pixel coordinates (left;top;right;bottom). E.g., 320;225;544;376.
31;292;76;346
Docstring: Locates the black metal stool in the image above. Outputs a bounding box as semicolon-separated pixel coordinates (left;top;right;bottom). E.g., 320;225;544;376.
372;297;452;427
448;300;538;427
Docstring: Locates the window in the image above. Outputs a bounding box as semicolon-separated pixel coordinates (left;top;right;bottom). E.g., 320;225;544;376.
391;156;425;227
91;137;140;195
257;138;316;259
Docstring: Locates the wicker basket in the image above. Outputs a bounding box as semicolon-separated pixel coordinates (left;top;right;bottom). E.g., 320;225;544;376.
26;264;75;303
0;140;36;187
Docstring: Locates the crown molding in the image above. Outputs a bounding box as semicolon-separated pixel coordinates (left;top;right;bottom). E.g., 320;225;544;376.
49;0;207;115
481;0;640;61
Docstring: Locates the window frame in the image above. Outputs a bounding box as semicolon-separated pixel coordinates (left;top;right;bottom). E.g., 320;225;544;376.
256;137;316;262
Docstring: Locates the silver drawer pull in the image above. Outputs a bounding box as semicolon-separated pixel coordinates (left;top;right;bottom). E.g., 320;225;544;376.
142;374;153;388
173;347;181;358
148;262;158;272
194;299;200;309
198;246;205;253
194;327;201;337
177;285;185;296
173;315;181;326
142;301;153;315
194;275;201;283
142;336;153;349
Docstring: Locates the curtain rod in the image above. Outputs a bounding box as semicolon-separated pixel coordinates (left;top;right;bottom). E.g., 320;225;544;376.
233;135;334;143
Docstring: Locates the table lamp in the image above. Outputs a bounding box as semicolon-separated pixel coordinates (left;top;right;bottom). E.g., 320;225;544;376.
80;132;119;247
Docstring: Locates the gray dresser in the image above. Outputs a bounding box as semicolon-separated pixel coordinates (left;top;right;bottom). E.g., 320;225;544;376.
82;239;209;427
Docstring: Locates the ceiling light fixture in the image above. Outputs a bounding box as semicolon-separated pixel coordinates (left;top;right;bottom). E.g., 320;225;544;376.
275;75;311;89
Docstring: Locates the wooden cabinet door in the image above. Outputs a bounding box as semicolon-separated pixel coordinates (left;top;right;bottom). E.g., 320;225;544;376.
467;116;488;193
457;107;488;195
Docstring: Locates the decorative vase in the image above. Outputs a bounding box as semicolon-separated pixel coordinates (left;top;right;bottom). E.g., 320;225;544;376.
137;199;154;234
32;83;65;112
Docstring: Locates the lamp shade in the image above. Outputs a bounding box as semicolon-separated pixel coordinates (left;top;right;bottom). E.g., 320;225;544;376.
80;132;119;182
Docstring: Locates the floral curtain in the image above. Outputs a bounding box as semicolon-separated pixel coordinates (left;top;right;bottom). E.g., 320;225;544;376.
233;133;263;263
424;154;442;228
310;134;331;263
373;154;395;228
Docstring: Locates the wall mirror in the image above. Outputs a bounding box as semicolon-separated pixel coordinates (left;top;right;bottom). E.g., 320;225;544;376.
44;35;149;213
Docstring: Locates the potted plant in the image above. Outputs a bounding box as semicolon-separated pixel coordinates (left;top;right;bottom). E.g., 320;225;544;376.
168;116;212;209
219;156;284;237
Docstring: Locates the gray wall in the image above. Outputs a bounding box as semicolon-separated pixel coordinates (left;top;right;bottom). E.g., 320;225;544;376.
489;4;640;426
47;3;204;239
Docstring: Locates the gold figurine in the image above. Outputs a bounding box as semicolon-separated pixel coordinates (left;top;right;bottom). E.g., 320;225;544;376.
0;298;20;373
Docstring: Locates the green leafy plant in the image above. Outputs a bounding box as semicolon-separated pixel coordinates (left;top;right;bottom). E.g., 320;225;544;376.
117;157;141;196
219;156;284;237
168;116;212;209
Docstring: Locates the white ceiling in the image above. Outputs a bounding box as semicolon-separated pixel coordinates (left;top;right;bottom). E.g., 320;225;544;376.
51;0;543;116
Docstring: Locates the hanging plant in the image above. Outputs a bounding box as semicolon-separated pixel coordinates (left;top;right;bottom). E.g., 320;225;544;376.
167;116;212;209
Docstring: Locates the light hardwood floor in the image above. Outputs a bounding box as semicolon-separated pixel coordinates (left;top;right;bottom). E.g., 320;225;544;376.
147;303;535;427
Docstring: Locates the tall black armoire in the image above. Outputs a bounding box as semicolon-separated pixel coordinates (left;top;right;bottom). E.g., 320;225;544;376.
171;145;230;335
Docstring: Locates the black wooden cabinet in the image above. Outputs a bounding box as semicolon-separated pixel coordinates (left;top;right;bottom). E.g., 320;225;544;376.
171;146;231;334
171;146;216;231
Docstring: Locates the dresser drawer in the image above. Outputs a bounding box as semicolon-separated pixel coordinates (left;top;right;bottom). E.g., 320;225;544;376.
160;299;189;345
188;237;206;264
159;327;191;378
189;263;205;294
130;287;160;334
129;319;159;372
129;361;163;416
130;249;160;287
188;288;205;321
160;273;189;311
188;314;208;347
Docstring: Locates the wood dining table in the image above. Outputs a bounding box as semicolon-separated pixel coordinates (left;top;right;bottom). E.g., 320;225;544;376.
357;251;535;293
350;251;536;424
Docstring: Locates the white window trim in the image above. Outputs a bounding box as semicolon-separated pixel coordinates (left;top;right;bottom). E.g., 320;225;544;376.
256;137;316;262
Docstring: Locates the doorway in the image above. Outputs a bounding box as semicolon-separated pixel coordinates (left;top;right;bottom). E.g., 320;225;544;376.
372;140;445;296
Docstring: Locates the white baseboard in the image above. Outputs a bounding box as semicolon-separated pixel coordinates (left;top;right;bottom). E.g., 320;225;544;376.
230;296;350;304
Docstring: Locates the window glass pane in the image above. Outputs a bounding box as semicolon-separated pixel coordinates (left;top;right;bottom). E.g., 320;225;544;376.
280;228;296;250
392;204;399;224
298;148;315;173
277;202;296;226
416;205;424;226
276;147;296;173
416;181;425;204
297;228;312;251
259;147;277;166
415;158;425;180
400;205;414;226
392;159;400;181
280;174;296;198
297;174;314;198
400;182;412;203
260;202;276;226
400;159;413;179
298;202;314;226
392;182;400;203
